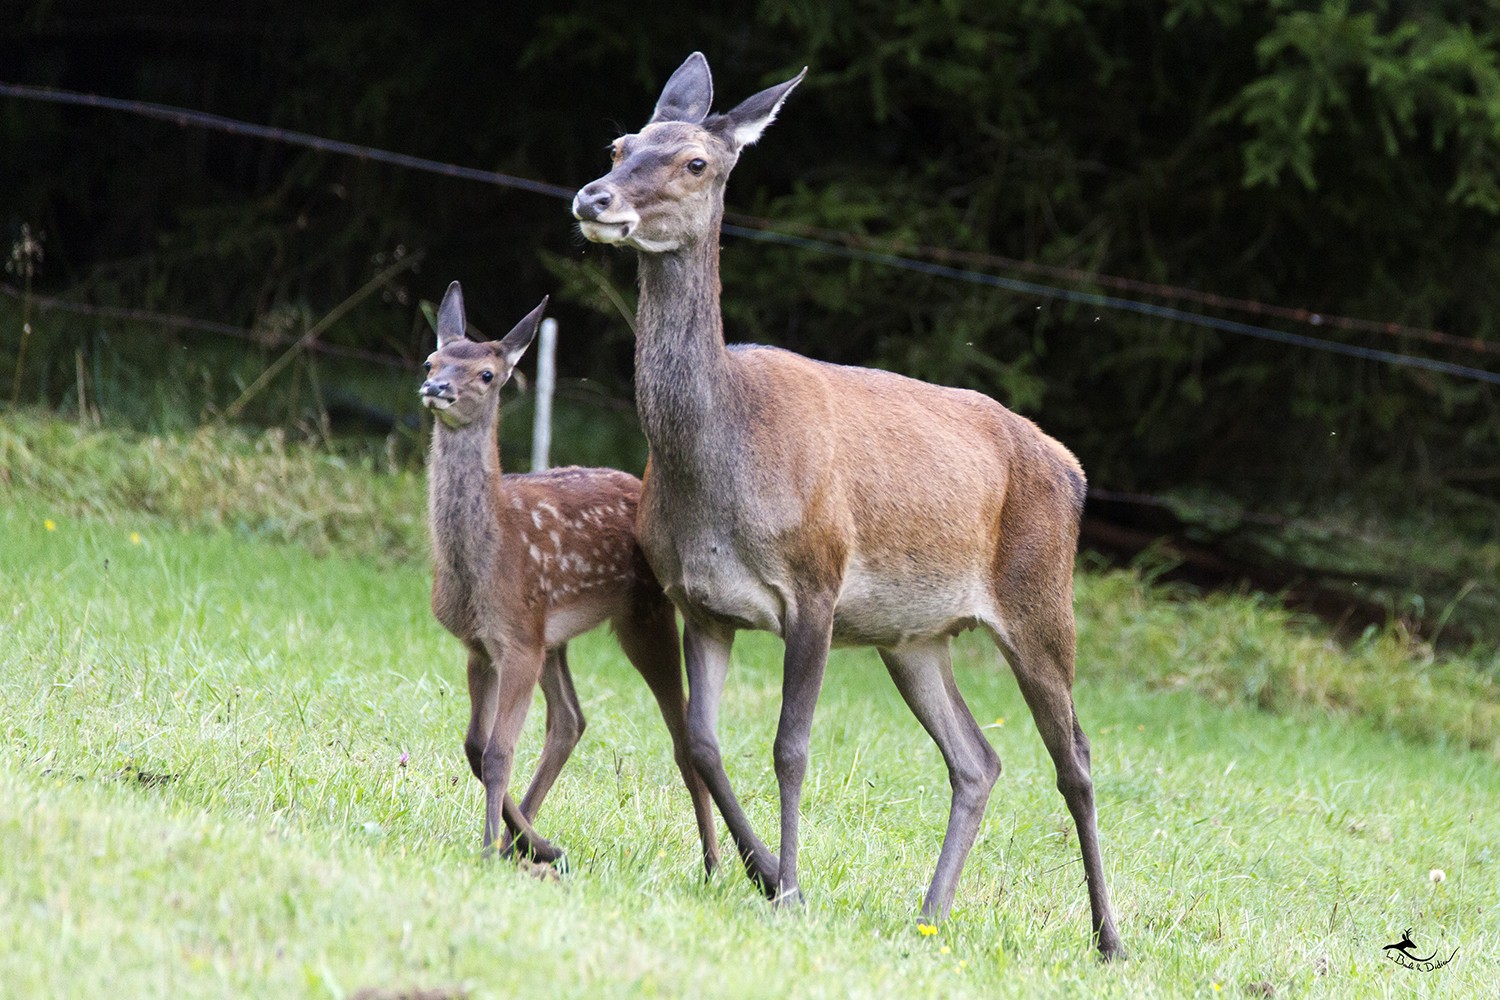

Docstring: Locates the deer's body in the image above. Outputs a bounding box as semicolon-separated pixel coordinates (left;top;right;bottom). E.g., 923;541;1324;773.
422;284;718;871
429;459;645;647
636;339;1083;649
574;54;1122;959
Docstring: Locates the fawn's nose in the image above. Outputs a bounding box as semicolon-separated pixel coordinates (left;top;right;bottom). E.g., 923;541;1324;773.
421;379;452;398
572;184;614;221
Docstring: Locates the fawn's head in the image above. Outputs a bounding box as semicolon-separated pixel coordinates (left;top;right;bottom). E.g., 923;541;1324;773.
420;281;547;429
573;52;805;253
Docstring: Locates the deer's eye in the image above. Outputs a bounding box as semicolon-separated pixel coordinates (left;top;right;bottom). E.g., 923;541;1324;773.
687;158;707;175
422;361;432;373
481;370;494;383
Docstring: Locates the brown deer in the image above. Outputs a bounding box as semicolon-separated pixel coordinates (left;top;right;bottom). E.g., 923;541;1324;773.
571;53;1123;959
421;281;719;874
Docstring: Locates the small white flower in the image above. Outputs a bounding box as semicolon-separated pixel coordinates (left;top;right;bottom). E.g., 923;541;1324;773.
1429;868;1446;884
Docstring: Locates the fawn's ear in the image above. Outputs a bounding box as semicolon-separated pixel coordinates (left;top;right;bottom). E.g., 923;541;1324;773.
436;281;467;347
649;51;713;125
495;296;548;369
715;67;806;151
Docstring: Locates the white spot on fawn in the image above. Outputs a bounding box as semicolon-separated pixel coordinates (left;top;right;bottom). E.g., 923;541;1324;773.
531;510;544;528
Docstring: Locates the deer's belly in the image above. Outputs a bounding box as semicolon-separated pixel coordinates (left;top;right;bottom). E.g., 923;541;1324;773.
831;559;993;648
542;595;618;647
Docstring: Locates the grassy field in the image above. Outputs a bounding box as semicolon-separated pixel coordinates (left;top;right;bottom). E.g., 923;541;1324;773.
2;416;1497;998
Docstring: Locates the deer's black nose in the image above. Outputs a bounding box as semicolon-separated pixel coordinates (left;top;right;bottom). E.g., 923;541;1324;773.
573;184;614;221
421;380;452;397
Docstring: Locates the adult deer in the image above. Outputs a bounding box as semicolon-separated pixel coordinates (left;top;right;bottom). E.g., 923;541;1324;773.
421;281;718;874
572;54;1123;958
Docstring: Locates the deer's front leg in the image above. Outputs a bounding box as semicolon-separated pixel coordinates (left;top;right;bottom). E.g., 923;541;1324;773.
772;594;835;908
682;622;780;895
463;645;497;783
476;640;546;859
499;646;582;865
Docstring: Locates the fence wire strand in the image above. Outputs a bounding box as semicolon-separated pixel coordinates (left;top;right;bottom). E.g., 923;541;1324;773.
4;80;1499;387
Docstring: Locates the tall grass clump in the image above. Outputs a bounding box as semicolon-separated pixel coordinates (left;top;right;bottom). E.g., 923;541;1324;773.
1076;572;1500;755
0;410;428;562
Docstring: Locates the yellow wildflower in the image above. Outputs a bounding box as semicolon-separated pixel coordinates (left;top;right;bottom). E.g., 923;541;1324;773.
44;519;56;531
917;923;937;937
130;532;142;545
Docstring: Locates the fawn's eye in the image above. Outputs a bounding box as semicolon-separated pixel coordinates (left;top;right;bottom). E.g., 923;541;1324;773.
422;361;431;373
687;158;707;175
481;370;494;383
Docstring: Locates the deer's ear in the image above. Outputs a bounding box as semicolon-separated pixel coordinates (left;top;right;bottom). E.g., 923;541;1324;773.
436;281;466;347
650;51;713;125
495;296;548;369
717;67;806;150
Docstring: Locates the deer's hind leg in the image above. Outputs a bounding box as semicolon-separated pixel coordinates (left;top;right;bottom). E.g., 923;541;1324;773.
615;597;723;879
879;640;1000;924
499;644;585;861
992;591;1124;961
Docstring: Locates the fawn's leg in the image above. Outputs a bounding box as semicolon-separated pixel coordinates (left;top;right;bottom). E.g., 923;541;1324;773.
476;641;546;860
499;645;585;860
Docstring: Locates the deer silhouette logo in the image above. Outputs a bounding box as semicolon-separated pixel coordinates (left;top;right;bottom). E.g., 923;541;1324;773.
1382;927;1458;972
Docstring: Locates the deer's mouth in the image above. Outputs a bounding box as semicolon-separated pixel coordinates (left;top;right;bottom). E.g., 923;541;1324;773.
577;218;633;244
420;391;456;411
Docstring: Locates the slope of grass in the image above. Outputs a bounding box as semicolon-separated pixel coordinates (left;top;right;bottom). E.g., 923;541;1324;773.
3;481;1497;996
5;408;1497;753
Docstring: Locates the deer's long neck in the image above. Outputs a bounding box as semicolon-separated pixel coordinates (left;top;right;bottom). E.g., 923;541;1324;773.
428;411;507;580
634;215;744;478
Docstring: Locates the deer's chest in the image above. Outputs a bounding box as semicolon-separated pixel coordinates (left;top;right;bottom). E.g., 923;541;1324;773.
639;514;786;636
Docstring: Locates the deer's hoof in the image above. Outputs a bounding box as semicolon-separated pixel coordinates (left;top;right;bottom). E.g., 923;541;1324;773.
772;886;806;911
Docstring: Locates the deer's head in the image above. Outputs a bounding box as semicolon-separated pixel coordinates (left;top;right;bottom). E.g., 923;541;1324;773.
573;52;806;253
420;281;547;429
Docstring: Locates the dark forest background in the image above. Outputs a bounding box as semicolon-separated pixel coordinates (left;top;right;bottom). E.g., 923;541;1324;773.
4;1;1499;642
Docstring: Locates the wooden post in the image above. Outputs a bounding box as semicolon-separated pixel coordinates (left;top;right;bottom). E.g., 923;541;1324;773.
531;317;557;472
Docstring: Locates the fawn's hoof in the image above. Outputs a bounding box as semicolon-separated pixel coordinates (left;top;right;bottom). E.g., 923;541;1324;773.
501;836;567;870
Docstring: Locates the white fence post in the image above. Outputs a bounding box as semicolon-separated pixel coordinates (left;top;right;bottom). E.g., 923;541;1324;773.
531;317;558;472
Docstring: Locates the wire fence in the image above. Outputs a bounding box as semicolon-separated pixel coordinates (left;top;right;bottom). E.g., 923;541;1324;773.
3;80;1499;388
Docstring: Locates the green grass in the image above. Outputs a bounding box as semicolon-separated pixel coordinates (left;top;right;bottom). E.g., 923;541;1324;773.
2;417;1498;997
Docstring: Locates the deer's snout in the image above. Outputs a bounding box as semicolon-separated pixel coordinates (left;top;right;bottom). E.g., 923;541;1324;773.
572;184;615;222
420;379;455;409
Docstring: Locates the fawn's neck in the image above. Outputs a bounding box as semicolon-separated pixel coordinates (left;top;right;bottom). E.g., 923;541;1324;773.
428;410;507;579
